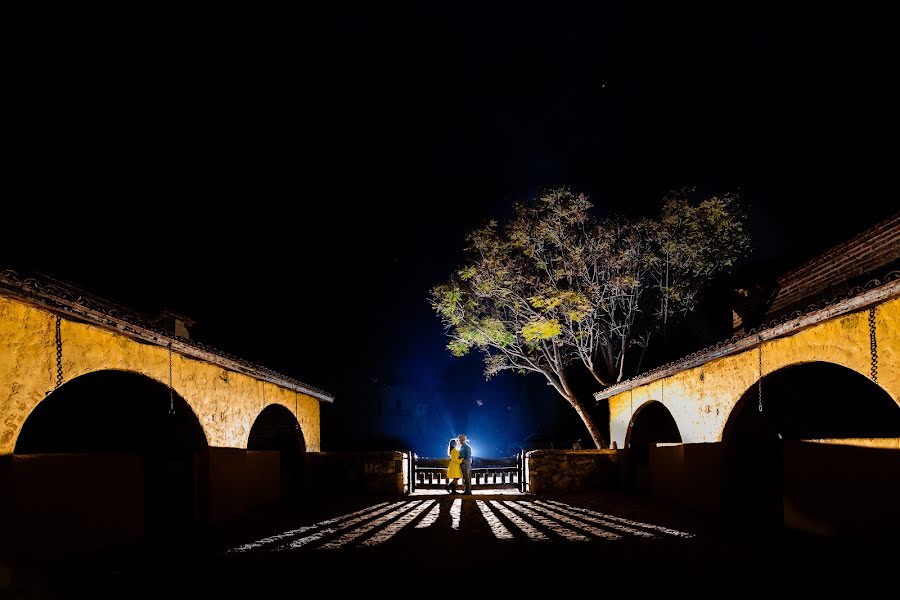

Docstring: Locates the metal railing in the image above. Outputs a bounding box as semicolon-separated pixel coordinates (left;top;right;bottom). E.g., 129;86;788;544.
408;452;525;492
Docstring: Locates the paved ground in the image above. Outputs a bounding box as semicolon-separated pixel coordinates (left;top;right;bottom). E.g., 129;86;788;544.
1;489;892;599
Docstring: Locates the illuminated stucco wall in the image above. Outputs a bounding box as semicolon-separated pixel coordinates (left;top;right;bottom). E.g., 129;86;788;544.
0;295;321;455
609;296;900;448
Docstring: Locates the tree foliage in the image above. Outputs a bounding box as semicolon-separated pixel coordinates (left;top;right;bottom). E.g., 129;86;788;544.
430;187;749;448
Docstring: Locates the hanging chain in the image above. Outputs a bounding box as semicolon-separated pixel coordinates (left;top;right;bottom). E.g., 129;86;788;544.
168;342;175;415
54;316;63;389
757;337;763;413
869;307;878;383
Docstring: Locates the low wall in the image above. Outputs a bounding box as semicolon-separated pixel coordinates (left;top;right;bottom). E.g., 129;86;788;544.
202;448;282;524
246;451;281;508
784;439;900;538
0;448;286;560
649;442;724;514
307;451;408;495
644;438;900;539
0;453;144;560
0;448;408;560
525;449;620;494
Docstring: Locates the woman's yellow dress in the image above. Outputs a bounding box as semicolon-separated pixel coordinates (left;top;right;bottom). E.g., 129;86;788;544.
447;447;463;479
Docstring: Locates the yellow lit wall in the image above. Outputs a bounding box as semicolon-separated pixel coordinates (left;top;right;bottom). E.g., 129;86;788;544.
608;296;900;448
0;295;321;455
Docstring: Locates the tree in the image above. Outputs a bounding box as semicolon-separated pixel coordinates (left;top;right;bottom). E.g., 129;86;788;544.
430;188;749;449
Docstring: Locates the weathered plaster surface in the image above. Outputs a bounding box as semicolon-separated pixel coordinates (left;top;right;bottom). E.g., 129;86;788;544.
0;296;321;454
609;296;900;447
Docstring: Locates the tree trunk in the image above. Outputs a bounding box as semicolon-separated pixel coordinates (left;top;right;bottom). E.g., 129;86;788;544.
537;367;608;450
566;393;608;449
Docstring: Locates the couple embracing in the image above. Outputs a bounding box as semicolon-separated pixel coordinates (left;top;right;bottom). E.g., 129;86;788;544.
446;434;472;495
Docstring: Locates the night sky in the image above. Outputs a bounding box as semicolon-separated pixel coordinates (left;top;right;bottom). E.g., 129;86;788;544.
2;2;898;455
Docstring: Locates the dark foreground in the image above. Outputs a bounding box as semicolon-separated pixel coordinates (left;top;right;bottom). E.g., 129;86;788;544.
1;489;892;599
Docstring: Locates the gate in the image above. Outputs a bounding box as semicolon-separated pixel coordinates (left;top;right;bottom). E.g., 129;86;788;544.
407;452;525;493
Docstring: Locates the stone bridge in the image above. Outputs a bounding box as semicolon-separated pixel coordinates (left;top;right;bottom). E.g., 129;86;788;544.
596;273;900;537
0;271;333;557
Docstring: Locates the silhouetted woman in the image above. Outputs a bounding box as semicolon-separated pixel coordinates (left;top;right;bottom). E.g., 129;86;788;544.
446;438;463;493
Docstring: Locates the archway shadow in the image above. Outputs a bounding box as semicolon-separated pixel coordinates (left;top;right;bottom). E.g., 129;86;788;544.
248;404;306;502
625;400;682;492
720;361;900;539
12;370;207;554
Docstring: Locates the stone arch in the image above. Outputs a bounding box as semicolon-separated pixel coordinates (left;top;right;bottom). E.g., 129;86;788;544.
15;368;206;454
12;369;208;548
721;361;900;443
746;301;900;413
248;403;307;499
624;400;682;490
10;365;212;453
720;361;900;535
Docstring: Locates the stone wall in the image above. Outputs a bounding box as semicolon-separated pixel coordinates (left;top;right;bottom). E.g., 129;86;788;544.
0;453;144;560
202;448;282;524
606;291;900;448
648;442;724;515
0;294;323;454
525;449;621;494
784;439;900;537
307;451;408;496
644;439;900;538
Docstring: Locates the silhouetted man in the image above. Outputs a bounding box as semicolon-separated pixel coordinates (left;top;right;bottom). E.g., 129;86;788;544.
457;434;472;495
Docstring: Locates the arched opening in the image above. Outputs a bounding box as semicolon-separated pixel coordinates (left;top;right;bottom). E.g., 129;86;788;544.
625;401;682;491
13;370;207;548
721;361;900;537
248;404;306;501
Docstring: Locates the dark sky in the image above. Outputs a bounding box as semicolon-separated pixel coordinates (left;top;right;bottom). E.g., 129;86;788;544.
2;2;898;452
